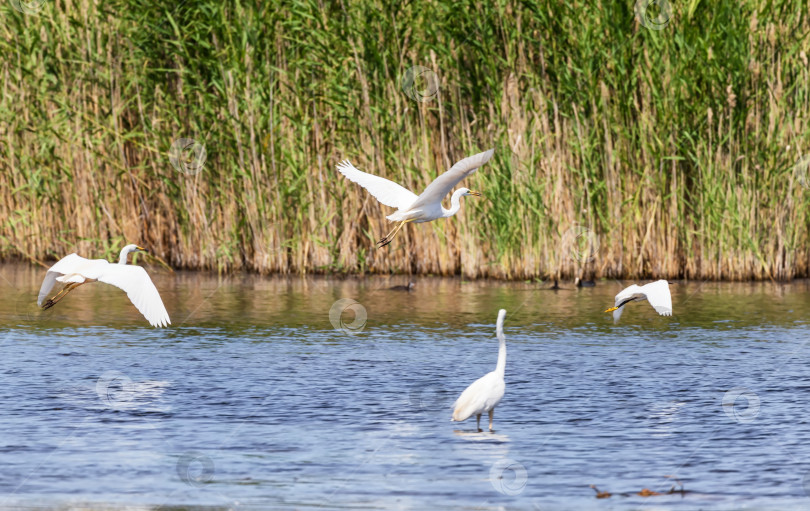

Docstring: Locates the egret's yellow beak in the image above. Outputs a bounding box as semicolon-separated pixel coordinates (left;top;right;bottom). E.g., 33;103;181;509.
136;246;148;253
468;190;484;198
604;306;619;313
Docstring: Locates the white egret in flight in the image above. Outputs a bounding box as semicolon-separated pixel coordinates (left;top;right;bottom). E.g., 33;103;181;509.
37;244;171;328
605;280;672;322
451;309;507;432
336;149;494;247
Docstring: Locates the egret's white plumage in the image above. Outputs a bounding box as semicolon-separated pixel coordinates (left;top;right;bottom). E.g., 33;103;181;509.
451;309;507;432
605;280;672;322
336;149;494;246
37;244;170;328
334;163;418;211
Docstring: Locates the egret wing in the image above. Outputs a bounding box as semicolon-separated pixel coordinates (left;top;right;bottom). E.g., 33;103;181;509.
37;253;86;306
452;376;491;421
95;265;171;327
452;371;503;421
409;149;494;209
613;284;643;306
336;160;418;210
642;280;672;316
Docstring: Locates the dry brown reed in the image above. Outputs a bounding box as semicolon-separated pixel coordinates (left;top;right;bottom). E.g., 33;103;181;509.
0;0;808;280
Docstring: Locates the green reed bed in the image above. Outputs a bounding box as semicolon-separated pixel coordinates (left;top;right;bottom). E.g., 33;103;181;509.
0;0;808;279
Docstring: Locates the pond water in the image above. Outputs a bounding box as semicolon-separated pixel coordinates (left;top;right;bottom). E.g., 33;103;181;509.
1;262;810;510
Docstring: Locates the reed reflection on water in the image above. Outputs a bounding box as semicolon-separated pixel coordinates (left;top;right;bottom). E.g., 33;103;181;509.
1;263;810;509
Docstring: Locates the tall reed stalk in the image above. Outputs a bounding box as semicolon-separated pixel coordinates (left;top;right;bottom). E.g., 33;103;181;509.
0;0;808;280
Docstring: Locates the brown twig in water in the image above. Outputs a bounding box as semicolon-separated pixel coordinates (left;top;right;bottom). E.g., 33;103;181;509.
638;488;662;497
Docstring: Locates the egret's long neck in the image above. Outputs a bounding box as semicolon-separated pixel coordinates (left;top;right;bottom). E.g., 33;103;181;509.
118;247;131;265
442;189;466;218
495;314;506;377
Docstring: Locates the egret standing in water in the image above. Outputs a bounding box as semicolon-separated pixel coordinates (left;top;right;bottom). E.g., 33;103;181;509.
604;280;672;322
336;149;494;247
37;244;171;328
452;309;507;432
